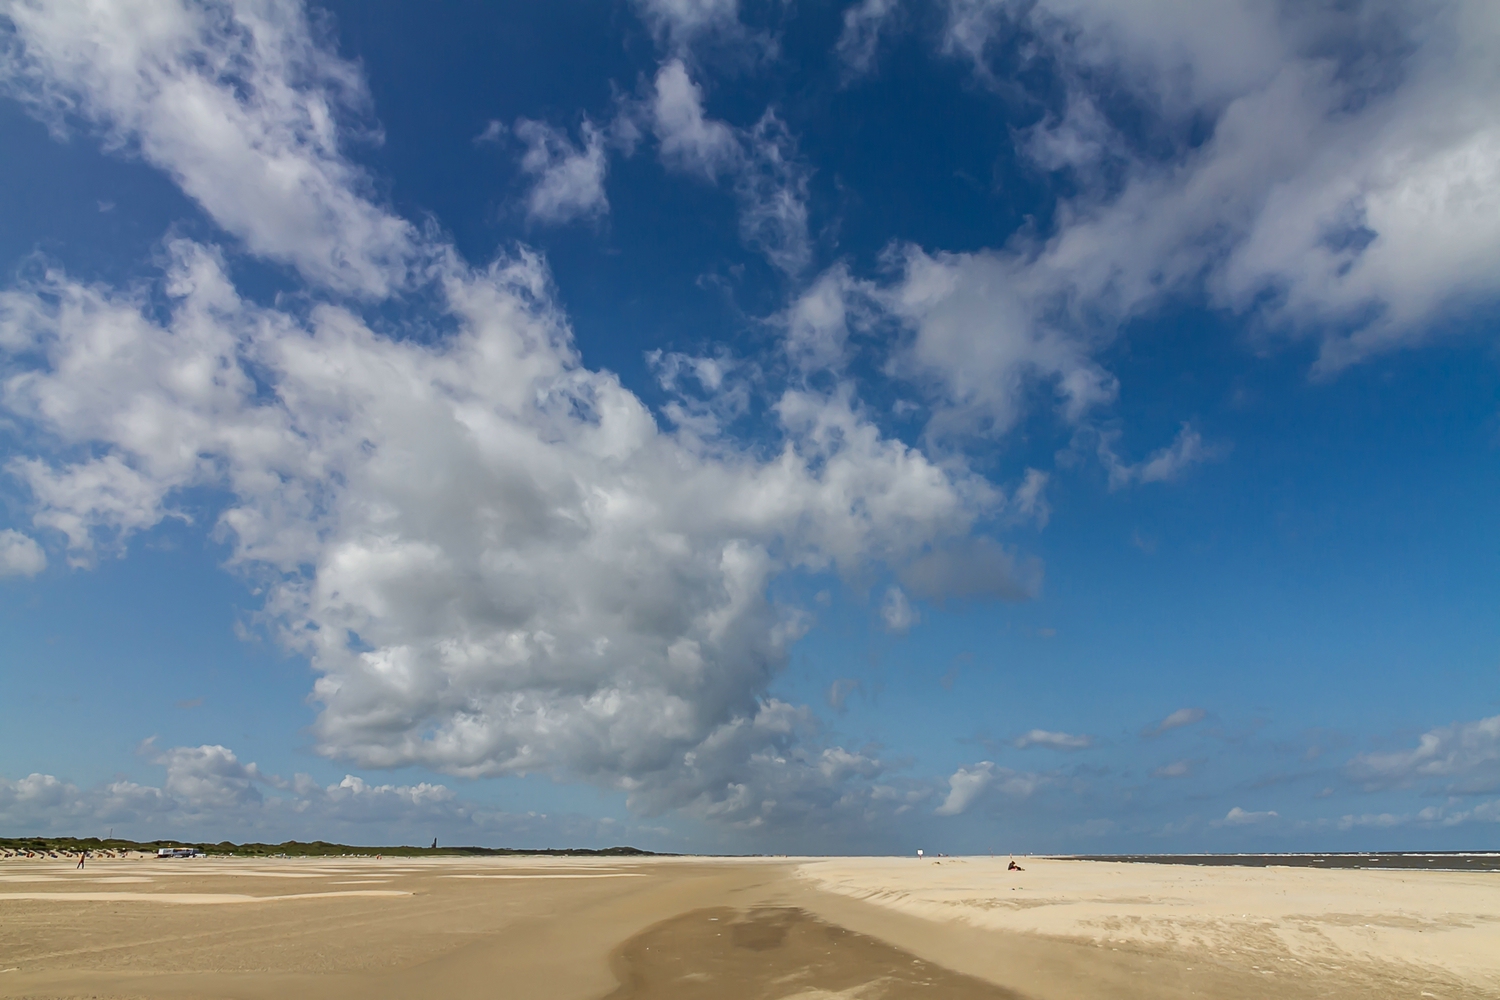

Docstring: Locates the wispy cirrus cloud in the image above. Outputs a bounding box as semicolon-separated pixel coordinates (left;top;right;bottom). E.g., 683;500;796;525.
1098;424;1225;490
643;59;813;274
835;0;903;81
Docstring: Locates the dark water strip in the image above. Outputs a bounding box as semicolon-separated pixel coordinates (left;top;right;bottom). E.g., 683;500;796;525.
1054;852;1500;871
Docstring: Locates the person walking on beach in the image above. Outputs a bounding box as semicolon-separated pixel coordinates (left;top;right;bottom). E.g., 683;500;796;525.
77;850;86;870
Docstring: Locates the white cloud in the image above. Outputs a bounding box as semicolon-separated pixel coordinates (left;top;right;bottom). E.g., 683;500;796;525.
733;110;812;275
1019;91;1117;176
1152;758;1193;779
650;59;740;180
634;0;744;56
783;265;858;372
1;0;417;297
937;0;1500;370
836;0;902;80
156;743;265;811
1013;729;1090;750
1335;810;1412;831
0;528;46;576
934;760;1043;815
0;0;1066;839
874;243;1119;439
0;744;617;845
1215;806;1278;827
1011;468;1050;528
1145;707;1205;737
879;584;918;633
0;243;995;825
1099;424;1223;490
1331;800;1500;830
1455;800;1500;825
934;762;992;816
513;119;609;224
647;60;812;274
0;0;1010;831
1346;715;1500;794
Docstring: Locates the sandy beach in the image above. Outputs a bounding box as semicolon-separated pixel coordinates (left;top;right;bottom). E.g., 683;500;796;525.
0;854;1494;999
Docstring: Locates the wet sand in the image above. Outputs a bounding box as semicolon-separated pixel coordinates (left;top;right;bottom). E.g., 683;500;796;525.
604;906;1020;1000
1;854;1494;999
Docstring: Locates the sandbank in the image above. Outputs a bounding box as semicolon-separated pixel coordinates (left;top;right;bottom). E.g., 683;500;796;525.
0;853;1491;999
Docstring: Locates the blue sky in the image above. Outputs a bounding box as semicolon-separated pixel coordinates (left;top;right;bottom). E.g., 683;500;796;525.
1;0;1497;855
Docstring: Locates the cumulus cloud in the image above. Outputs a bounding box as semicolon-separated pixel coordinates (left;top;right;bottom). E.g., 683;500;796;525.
513;118;609;225
156;743;265;811
934;762;992;816
1346;715;1500;795
1145;707;1205;737
933;761;1044;816
0;528;46;576
879;585;918;633
1215;806;1278;827
873;243;1119;439
937;0;1500;371
1013;729;1090;750
0;744;612;845
0;240;994;827
0;0;416;297
0;0;1013;836
783;265;859;372
650;60;740;180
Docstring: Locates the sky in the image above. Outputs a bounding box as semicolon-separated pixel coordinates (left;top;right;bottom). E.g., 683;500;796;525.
0;0;1497;856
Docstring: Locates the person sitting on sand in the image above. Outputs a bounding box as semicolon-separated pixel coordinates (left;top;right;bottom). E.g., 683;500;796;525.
1008;859;1023;871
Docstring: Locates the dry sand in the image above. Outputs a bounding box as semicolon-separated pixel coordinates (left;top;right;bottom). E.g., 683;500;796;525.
0;853;1493;999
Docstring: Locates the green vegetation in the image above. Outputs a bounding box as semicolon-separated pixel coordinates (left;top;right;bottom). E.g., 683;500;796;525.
0;836;657;858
